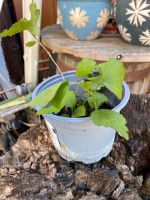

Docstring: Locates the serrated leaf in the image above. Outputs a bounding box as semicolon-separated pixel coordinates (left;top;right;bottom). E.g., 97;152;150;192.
80;81;91;90
28;2;40;36
0;19;30;38
36;105;60;115
30;81;68;107
0;2;40;38
62;90;76;109
91;109;129;140
72;105;86;118
100;59;125;99
76;59;96;77
89;76;104;90
26;41;37;47
87;92;108;109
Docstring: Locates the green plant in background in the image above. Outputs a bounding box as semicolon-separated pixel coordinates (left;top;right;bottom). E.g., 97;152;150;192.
0;1;129;140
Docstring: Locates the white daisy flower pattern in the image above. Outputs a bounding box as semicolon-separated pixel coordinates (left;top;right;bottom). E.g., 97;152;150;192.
118;25;132;42
69;7;89;28
57;7;63;25
97;9;109;28
126;0;150;27
139;29;150;46
65;29;79;40
86;31;100;40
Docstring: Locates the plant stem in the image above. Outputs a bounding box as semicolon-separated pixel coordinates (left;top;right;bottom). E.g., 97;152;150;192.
81;86;98;110
89;91;97;110
34;36;65;81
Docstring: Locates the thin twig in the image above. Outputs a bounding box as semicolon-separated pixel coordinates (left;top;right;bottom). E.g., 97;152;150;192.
34;36;65;81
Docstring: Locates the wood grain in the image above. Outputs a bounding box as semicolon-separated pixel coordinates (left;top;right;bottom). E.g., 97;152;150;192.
41;25;150;63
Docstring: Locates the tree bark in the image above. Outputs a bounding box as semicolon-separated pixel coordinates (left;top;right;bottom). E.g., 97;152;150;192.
0;95;149;200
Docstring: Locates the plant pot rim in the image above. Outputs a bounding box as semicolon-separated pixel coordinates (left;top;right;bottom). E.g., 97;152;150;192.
32;70;130;122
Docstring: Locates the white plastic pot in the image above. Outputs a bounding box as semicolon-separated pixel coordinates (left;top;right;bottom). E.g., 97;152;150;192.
32;71;130;164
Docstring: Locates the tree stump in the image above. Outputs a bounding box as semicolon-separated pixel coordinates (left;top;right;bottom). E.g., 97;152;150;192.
0;95;149;200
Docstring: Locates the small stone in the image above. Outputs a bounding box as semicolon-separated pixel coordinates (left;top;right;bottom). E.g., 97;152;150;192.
79;192;107;200
40;167;48;175
40;125;46;131
48;164;57;179
33;152;41;159
45;154;50;160
111;180;125;199
39;188;47;195
30;156;35;162
31;163;37;170
0;168;8;176
23;161;31;169
43;158;47;165
9;168;17;175
52;189;74;200
39;151;48;157
37;135;42;142
117;165;135;184
119;189;142;200
65;190;74;200
75;170;89;189
87;169;121;196
134;176;143;187
130;166;134;172
43;131;48;139
4;185;13;196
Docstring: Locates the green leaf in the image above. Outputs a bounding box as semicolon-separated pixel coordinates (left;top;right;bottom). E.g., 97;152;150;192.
26;41;37;47
91;109;129;140
28;2;40;36
0;1;40;38
72;106;86;118
76;59;96;77
89;76;104;90
62;90;76;109
30;81;68;107
87;92;108;109
80;81;91;90
36;105;60;115
100;59;125;99
0;19;30;38
50;82;69;109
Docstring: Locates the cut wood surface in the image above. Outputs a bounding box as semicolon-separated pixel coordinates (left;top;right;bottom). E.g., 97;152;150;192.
41;25;150;63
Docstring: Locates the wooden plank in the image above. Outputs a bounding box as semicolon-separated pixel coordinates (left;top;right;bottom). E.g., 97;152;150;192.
12;0;57;77
41;0;57;28
12;0;22;21
41;25;150;63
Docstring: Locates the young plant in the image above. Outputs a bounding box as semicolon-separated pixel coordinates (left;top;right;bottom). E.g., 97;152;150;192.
30;58;129;140
0;1;129;140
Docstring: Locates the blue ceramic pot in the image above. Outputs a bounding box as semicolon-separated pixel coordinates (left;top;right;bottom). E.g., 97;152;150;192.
116;0;150;46
57;0;111;40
